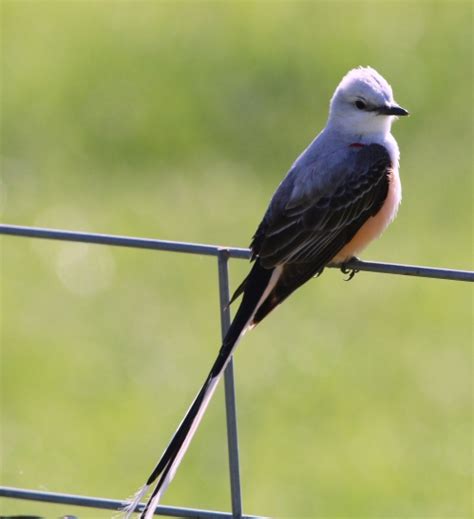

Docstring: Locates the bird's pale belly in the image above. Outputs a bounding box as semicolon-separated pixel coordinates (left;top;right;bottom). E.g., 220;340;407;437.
332;170;401;263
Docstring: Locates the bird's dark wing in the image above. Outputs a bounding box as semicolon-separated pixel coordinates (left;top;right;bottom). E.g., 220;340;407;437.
245;143;392;321
253;143;392;267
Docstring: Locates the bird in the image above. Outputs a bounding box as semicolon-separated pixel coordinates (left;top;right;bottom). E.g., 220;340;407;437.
125;66;409;518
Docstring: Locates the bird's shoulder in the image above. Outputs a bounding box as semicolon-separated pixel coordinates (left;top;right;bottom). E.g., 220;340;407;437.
264;138;392;220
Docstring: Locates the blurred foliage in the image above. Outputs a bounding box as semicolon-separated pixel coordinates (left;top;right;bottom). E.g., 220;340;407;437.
1;1;472;518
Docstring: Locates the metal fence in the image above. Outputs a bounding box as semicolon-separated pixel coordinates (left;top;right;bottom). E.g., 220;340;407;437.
1;223;472;519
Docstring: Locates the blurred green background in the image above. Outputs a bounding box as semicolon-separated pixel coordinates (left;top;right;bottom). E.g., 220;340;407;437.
1;1;472;518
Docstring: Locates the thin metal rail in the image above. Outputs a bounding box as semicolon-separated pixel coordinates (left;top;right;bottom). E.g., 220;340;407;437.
0;487;262;519
1;224;473;281
0;223;250;258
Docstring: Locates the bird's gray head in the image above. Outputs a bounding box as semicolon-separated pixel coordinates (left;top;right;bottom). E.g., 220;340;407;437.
328;66;408;137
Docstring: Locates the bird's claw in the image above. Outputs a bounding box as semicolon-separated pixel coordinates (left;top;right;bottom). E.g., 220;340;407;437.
343;268;359;281
340;257;360;281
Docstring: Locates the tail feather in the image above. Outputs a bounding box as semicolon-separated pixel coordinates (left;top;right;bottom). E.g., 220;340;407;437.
141;375;221;519
125;261;277;518
123;484;150;518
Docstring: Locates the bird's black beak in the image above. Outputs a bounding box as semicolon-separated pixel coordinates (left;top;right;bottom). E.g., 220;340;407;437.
378;104;409;116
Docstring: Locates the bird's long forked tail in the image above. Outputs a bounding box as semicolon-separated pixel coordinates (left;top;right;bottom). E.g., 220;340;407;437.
124;262;278;519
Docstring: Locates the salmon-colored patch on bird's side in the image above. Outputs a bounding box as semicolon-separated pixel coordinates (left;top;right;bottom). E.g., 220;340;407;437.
332;170;401;263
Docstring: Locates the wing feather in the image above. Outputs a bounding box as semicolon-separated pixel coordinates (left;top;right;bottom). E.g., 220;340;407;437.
234;143;392;319
254;144;392;269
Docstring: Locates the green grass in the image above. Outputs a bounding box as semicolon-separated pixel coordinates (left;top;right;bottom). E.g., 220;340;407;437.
1;1;472;518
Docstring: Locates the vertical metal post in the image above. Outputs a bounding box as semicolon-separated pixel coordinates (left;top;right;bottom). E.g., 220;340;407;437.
217;249;243;519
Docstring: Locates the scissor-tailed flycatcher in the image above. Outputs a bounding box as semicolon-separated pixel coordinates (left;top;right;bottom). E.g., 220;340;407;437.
126;66;409;518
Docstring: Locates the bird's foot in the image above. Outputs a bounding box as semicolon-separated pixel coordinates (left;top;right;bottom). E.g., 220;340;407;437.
340;257;360;281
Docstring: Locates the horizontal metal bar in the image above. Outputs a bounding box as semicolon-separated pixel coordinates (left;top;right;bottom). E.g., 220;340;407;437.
0;223;472;282
0;224;250;259
0;487;265;519
339;258;474;282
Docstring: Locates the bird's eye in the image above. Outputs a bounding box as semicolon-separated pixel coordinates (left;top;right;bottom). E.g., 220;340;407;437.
355;100;366;110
